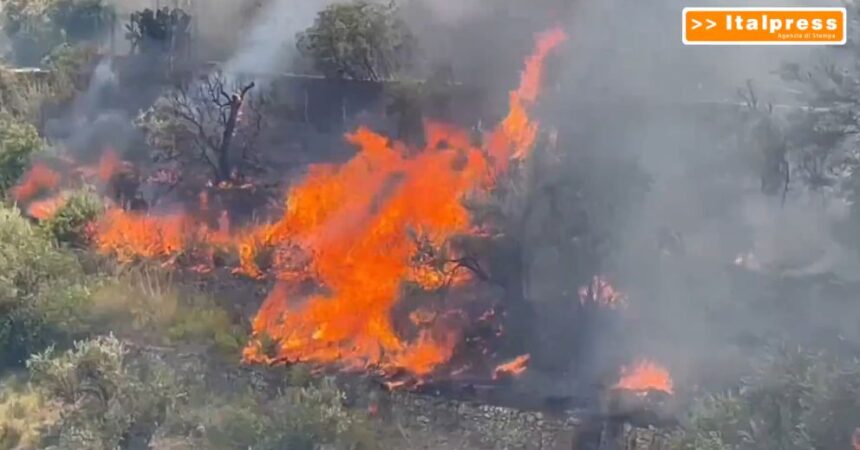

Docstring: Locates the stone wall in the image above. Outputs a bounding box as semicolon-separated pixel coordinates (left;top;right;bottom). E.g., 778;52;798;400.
131;342;676;450
386;392;581;450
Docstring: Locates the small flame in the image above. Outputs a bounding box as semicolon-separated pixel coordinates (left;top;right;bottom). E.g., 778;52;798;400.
615;359;674;394
26;192;70;220
493;354;531;380
75;148;132;184
97;148;122;183
11;163;61;202
853;428;860;450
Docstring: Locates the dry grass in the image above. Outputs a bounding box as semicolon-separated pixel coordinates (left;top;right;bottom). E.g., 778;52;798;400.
89;266;181;334
87;265;247;354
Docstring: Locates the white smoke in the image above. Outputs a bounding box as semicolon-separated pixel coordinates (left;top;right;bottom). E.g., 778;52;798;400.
222;0;337;76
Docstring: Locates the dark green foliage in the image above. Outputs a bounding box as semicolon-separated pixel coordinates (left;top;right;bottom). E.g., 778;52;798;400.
27;335;181;449
19;334;379;449
671;346;860;450
1;0;112;66
0;206;90;368
48;0;112;43
0;115;43;195
762;7;860;230
192;378;379;450
296;0;416;81
41;42;100;97
124;7;192;56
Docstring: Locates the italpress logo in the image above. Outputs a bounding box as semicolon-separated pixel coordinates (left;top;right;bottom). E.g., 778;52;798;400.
683;7;846;45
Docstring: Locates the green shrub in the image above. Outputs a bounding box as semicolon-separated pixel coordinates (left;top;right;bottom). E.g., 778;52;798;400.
0;0;62;66
167;304;246;357
88;266;180;335
27;334;182;449
0;206;91;367
0;68;56;124
0;375;58;450
0;115;43;194
670;346;860;450
196;378;379;450
41;42;99;100
89;266;247;355
41;188;102;246
22;334;379;450
1;0;112;65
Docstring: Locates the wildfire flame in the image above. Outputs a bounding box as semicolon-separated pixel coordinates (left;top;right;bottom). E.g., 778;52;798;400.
852;428;860;450
26;192;71;220
95;148;134;183
10;28;567;383
614;359;674;394
11;163;61;203
242;28;566;378
93;206;236;265
493;354;531;380
12;150;129;219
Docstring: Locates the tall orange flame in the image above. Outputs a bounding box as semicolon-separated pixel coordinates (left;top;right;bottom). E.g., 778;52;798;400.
20;28;567;381
242;28;567;378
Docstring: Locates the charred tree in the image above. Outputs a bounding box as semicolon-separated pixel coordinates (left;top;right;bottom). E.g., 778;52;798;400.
143;72;266;185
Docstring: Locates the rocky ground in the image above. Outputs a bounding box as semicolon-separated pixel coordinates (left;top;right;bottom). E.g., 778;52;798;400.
130;341;676;450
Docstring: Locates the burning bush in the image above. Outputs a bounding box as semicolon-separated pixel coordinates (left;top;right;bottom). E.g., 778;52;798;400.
240;27;568;384
40;187;103;246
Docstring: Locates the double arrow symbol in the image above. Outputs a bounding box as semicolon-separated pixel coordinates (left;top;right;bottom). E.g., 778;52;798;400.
690;18;718;30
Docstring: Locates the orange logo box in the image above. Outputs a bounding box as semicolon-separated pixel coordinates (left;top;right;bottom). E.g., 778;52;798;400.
683;7;846;45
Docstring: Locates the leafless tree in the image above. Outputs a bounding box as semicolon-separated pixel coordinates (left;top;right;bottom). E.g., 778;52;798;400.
146;71;267;184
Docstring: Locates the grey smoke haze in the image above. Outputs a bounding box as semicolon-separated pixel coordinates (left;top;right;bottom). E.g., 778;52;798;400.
540;0;860;389
375;0;860;389
223;0;336;76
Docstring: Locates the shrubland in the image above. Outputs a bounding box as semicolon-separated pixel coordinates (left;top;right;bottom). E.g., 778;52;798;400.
0;0;859;449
